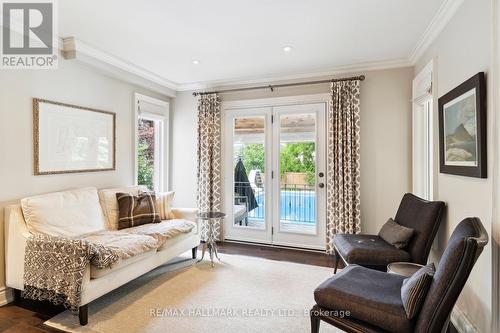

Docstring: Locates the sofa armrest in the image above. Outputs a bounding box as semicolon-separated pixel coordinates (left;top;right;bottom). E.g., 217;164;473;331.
171;208;199;234
171;207;198;221
5;205;31;290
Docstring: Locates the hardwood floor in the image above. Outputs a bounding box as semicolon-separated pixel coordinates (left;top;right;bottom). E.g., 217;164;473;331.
0;242;336;332
0;243;457;333
217;241;336;268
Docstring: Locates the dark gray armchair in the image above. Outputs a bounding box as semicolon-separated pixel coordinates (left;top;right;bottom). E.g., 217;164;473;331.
333;193;445;272
311;217;489;333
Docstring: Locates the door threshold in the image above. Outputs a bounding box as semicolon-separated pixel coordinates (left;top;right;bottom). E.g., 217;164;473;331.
223;239;326;253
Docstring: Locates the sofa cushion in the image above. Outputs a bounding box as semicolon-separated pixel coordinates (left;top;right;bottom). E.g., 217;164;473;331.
98;186;148;229
314;265;412;333
153;191;175;220
333;234;411;266
125;219;196;246
82;230;159;259
21;187;107;238
116;192;161;229
379;218;414;249
90;250;155;279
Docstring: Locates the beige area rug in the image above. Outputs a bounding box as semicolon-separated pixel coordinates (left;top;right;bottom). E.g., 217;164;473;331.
45;252;342;333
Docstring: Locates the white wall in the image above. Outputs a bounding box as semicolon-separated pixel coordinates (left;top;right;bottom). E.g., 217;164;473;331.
0;59;169;290
171;67;414;234
414;0;493;331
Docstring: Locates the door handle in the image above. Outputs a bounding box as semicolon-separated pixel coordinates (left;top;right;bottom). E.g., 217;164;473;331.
318;183;325;188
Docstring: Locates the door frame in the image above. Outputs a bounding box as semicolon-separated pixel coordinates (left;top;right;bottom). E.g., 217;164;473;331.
271;103;327;250
222;93;330;250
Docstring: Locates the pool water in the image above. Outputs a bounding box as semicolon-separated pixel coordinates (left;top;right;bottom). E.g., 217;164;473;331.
248;191;316;224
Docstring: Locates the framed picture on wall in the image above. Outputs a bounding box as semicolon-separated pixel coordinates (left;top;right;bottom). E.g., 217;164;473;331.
438;72;486;178
33;98;116;175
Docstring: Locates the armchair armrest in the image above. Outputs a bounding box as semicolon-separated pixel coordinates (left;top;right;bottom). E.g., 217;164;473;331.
171;208;199;234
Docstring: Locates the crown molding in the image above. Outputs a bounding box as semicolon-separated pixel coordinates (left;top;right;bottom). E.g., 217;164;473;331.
408;0;465;64
55;0;463;95
176;58;412;91
60;37;177;97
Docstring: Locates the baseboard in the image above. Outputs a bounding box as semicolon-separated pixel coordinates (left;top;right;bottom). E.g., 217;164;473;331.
0;287;14;306
451;306;479;333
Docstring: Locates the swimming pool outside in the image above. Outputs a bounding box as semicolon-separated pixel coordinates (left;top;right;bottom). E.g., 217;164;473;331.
248;190;316;224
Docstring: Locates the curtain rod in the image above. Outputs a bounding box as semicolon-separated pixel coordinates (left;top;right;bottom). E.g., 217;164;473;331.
192;75;365;97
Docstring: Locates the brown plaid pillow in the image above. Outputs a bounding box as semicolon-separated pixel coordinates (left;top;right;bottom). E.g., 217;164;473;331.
116;192;161;229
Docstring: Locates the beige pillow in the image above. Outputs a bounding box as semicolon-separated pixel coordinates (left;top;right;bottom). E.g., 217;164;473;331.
21;187;107;238
148;191;175;220
98;186;148;229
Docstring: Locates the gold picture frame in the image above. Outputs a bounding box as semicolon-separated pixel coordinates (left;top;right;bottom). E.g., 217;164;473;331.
33;98;116;175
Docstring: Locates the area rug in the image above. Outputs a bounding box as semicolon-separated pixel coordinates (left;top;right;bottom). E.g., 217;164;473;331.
45;252;342;333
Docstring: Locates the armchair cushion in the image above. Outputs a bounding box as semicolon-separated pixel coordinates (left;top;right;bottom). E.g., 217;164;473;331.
314;265;412;333
333;234;410;266
379;218;414;249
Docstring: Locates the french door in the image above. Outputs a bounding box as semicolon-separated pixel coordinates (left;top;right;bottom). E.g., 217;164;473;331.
223;99;327;250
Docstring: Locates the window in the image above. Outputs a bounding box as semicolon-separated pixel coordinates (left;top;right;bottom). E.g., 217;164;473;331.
134;94;169;192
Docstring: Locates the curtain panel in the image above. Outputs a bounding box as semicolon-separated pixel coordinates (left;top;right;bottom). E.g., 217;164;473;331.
196;93;223;241
326;80;361;253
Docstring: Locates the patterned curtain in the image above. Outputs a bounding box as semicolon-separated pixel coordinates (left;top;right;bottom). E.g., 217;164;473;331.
196;93;223;241
326;80;361;253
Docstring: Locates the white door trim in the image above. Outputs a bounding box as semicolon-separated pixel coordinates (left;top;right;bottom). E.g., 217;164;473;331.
222;94;330;250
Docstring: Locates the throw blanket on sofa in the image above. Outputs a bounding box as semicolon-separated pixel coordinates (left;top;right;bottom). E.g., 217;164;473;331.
23;234;119;313
23;220;196;313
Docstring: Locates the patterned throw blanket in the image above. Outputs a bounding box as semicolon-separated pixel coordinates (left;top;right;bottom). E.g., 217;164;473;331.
23;234;119;313
22;220;196;313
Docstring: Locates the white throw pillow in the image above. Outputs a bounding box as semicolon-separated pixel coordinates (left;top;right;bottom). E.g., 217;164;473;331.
154;191;175;220
98;185;148;229
21;187;107;238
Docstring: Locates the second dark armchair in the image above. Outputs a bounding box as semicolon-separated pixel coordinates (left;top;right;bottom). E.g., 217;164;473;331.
333;193;445;273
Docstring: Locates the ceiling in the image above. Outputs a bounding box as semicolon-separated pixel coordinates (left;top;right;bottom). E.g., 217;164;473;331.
59;0;447;89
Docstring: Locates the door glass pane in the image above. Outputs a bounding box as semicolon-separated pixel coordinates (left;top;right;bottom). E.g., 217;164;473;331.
137;118;155;190
279;113;316;235
233;116;265;229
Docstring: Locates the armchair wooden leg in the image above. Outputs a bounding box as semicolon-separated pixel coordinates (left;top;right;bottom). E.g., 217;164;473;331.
333;248;340;274
192;246;198;259
310;310;320;333
79;304;88;326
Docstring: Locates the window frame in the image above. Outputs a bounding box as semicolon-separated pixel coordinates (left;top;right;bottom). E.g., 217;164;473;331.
134;93;169;192
412;60;435;200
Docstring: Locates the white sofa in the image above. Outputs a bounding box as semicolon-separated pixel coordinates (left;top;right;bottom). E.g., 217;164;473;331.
4;186;200;325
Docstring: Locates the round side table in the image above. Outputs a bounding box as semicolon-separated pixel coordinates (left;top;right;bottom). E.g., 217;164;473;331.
387;262;423;278
197;211;225;268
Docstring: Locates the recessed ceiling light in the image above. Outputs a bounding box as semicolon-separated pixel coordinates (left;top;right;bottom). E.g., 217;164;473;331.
192;59;200;65
283;45;293;53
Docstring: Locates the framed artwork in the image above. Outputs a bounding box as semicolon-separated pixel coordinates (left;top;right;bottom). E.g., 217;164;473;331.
438;72;486;178
33;98;116;175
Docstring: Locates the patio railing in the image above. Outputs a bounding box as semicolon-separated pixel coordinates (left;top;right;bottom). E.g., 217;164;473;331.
234;182;316;224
